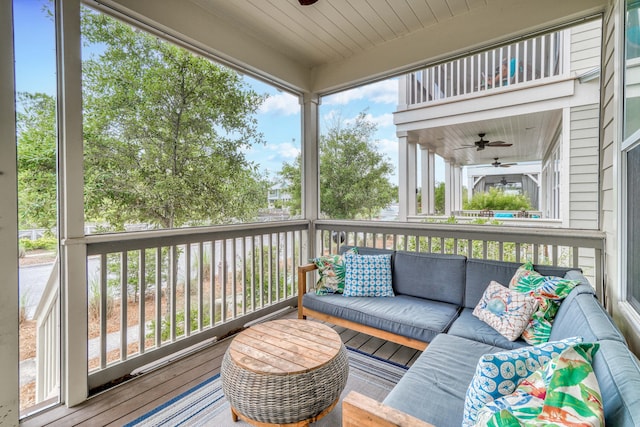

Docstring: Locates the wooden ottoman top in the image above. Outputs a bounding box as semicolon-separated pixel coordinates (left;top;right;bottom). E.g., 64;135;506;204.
228;319;343;375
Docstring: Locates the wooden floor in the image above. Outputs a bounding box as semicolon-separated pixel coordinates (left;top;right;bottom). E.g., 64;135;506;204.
21;309;421;426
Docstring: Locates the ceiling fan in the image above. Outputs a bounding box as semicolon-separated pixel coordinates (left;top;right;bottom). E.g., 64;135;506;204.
457;133;513;151
491;158;516;168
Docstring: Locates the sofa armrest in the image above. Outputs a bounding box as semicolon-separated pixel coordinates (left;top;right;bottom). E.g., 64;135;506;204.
297;263;317;319
342;391;436;427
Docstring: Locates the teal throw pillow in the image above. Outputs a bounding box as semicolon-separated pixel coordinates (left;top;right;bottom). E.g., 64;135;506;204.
343;253;394;297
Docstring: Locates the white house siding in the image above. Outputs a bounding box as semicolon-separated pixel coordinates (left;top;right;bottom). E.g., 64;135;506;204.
600;0;640;355
570;20;603;75
569;104;600;229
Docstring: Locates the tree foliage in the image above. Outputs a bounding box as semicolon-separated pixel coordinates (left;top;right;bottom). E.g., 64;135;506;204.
280;112;395;219
17;92;57;230
82;12;268;229
464;187;532;210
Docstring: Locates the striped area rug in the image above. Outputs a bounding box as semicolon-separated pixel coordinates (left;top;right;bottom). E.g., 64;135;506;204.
125;347;408;427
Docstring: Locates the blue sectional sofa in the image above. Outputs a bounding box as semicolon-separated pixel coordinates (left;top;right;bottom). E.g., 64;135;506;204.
298;248;640;426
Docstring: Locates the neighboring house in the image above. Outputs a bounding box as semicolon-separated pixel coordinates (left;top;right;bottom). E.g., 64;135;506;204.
267;182;291;209
394;20;602;230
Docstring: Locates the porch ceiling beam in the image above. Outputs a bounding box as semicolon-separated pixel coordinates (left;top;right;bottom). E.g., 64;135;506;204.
94;0;312;92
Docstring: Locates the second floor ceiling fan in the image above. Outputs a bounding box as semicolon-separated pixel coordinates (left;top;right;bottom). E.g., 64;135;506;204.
457;133;513;151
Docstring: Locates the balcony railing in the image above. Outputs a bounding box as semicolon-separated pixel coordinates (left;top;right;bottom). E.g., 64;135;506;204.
36;219;606;394
405;30;564;106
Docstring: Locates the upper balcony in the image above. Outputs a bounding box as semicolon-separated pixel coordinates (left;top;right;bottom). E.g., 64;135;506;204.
400;30;565;109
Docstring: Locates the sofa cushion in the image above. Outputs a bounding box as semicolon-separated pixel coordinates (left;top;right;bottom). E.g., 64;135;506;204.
343;253;394;297
302;293;459;343
549;286;627;343
472;281;538;341
447;308;528;350
392;251;466;305
592;340;640;426
383;334;505;427
464;259;579;308
463;337;584;426
476;343;603;426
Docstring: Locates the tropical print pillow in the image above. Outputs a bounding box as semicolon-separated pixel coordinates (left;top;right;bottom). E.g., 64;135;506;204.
476;343;603;427
462;337;583;427
473;281;539;341
510;265;579;344
311;247;358;295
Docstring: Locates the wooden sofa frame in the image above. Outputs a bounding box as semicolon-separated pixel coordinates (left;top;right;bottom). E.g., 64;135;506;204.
297;263;428;351
342;391;435;427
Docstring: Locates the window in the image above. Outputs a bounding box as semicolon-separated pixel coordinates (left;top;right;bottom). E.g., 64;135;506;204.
624;0;640;312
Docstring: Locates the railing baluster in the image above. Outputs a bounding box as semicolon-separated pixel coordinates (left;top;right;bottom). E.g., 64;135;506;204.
211;241;216;325
552;244;558;266
155;247;161;348
251;236;256;311
241;237;246;315
284;232;289;300
221;240;227;322
121;251;128;361
185;244;191;336
139;249;146;354
100;254;108;369
198;242;203;330
259;234;265;309
573;246;580;268
268;233;273;305
499;241;504;261
232;238;237;318
533;243;539;264
532;37;537;80
524;40;529;81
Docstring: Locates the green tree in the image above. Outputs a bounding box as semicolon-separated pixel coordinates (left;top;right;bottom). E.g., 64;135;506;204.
279;156;302;216
434;182;445;214
464;187;532;210
281;112;395;219
82;12;268;229
16;92;57;230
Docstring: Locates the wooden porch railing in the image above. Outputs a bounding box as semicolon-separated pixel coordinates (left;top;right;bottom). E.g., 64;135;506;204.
34;219;607;394
84;221;308;390
314;220;606;304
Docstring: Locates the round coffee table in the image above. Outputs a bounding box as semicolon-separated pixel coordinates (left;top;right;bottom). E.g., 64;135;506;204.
221;319;349;427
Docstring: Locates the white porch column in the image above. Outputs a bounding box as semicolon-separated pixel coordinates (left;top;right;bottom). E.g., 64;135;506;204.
57;0;88;406
301;93;319;256
0;1;20;422
444;160;452;215
454;165;463;211
398;132;417;221
420;147;435;215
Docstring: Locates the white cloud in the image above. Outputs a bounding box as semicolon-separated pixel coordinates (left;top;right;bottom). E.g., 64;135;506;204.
258;92;299;116
323;79;398;105
364;113;394;128
265;141;300;160
377;138;398;156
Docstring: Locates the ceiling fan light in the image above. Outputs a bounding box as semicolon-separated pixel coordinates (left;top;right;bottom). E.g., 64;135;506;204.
298;0;318;5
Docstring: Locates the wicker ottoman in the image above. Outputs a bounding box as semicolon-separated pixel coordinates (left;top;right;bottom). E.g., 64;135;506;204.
221;319;349;426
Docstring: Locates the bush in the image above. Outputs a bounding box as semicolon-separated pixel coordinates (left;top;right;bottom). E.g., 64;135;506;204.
464;187;531;211
19;236;58;252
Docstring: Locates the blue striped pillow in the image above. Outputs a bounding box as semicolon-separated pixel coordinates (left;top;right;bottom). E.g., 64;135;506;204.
343;253;394;297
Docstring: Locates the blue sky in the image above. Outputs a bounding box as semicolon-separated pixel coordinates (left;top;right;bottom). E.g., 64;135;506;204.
14;0;437;188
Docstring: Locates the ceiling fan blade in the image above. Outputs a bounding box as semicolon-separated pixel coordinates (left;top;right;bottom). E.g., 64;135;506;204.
454;145;476;150
499;164;512;167
486;141;512;147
